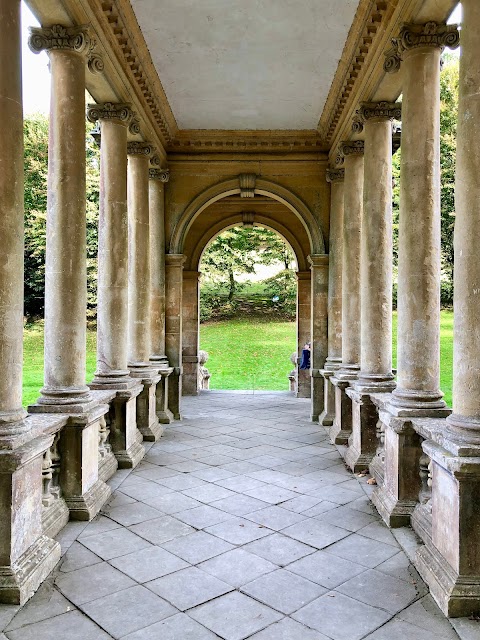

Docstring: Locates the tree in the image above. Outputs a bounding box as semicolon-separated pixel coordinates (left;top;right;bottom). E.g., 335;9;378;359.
201;226;295;301
23;113;100;321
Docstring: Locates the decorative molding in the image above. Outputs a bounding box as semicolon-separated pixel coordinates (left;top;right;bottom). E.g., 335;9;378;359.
149;168;170;182
326;168;345;183
150;155;161;167
29;24;92;55
239;174;256;198
242;211;255;227
318;0;394;145
127;141;155;156
352;101;402;132
168;130;324;154
87;102;134;126
100;0;176;146
336;140;365;165
129;117;141;136
384;22;460;73
87;52;104;74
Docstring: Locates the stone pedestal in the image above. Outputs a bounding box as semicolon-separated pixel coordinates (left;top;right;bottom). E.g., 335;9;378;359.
135;375;163;441
330;377;352;445
106;386;145;468
0;429;61;605
319;369;336;426
296;271;311;399
59;402;112;520
156;368;174;424
371;415;422;527
182;271;200;396
165;255;185;419
345;389;379;472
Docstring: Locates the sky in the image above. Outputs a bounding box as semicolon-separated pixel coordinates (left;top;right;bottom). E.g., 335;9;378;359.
20;1;463;116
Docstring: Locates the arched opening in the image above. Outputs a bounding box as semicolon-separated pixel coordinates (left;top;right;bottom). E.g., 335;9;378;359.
180;193;316;399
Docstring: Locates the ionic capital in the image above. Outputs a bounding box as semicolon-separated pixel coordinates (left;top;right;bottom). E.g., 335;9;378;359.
127;141;155;157
326;167;345;183
149;168;170;182
384;22;460;73
352;102;402;133
29;24;92;56
336;141;364;166
87;102;135;127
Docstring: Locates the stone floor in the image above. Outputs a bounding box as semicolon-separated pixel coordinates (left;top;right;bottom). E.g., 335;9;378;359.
1;391;478;640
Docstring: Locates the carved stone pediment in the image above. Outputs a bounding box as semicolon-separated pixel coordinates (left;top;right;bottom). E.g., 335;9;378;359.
384;22;460;73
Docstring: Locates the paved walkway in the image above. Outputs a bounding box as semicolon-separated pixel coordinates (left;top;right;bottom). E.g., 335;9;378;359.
1;392;476;640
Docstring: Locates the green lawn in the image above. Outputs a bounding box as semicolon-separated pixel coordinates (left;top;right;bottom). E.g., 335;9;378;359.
21;311;454;407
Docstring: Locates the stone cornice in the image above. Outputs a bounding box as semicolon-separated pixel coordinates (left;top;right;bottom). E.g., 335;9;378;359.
384;22;460;73
127;141;155;157
352;101;402;133
336;141;365;165
326;168;345;183
318;0;395;145
87;102;135;126
149;168;170;183
99;0;177;146
168;130;325;154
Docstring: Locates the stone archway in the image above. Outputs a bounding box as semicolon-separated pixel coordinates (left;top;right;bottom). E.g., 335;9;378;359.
179;194;317;403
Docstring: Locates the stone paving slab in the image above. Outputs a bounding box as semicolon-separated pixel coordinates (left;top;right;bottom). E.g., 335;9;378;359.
1;392;473;640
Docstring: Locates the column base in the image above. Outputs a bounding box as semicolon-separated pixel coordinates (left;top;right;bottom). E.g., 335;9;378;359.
0;535;61;606
354;373;396;394
64;478;111;521
389;387;450;416
90;370;134;389
42;498;70;539
329;378;352;444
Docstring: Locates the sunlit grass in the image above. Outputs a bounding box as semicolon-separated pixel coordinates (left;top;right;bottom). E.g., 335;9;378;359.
22;312;454;406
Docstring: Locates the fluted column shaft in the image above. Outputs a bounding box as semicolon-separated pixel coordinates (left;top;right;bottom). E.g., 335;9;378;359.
89;106;133;385
357;110;397;391
339;149;364;377
0;0;26;429
391;46;445;410
326;171;344;369
127;144;153;371
30;30;91;405
149;169;169;364
447;0;480;442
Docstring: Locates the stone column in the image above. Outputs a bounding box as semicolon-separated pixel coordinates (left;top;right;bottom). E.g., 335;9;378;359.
346;103;400;471
29;25;93;410
87;103;144;468
372;23;459;531
416;14;480;617
385;26;454;415
330;142;364;444
296;271;311;398
28;25;111;523
165;254;185;419
127;141;162;441
182;271;201;396
309;255;329;421
149;164;170;366
0;2;60;605
320;168;344;427
149;165;173;423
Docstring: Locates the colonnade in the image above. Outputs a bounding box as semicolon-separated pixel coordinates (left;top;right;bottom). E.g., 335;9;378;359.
320;14;480;616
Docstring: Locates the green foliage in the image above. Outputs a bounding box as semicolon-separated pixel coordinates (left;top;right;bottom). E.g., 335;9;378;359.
201;226;295;302
200;318;296;391
23;113;100;321
263;269;296;317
